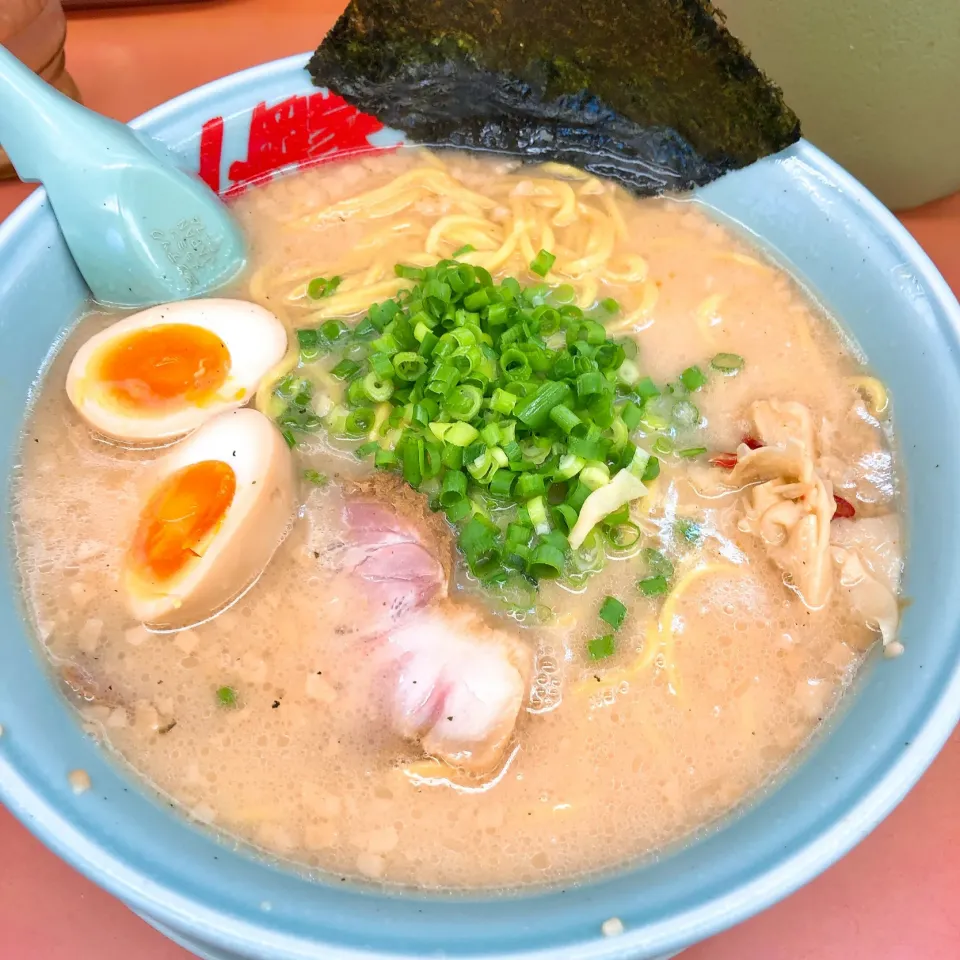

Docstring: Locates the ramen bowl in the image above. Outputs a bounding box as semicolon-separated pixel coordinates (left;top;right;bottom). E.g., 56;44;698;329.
1;54;959;960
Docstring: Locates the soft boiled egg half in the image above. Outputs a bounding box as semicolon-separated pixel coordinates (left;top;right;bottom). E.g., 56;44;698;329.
122;408;296;628
66;299;288;443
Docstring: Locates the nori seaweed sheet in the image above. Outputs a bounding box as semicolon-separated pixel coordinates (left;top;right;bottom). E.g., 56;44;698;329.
307;0;801;195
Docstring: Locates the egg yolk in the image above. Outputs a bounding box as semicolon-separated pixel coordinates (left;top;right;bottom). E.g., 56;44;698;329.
128;460;237;584
94;324;231;411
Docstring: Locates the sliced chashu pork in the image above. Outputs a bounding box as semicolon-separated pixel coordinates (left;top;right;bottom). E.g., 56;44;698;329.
332;477;532;774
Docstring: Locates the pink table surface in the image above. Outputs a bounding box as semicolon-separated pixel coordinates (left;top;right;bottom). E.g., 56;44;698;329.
1;2;959;957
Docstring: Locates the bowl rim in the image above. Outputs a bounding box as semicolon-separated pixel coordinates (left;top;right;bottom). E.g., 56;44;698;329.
2;51;960;960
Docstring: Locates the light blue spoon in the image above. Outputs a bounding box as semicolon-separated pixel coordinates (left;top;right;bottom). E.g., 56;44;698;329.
0;44;246;308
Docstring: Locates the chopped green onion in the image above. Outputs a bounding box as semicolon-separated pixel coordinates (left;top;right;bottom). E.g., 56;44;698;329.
515;472;546;501
362;372;394;403
530;249;557;277
297;258;733;600
672;399;700;427
489;470;515;499
368;353;395;380
500;347;532;382
445;500;470;523
394;264;425;281
528;543;565;579
444;421;480;447
555;452;585;481
458;516;503;579
680;365;708;391
516;381;572;430
216;686;238;707
678;446;707;459
374;449;397;469
620;401;643;432
440;470;468;508
604;521;641;549
576;371;606;400
551;503;579;534
393;352;428;382
626;446;651;480
549;404;583;436
635;376;661;400
355;440;380;459
452;244;476;258
638;575;670;597
641;456;661;482
598;596;627;631
711;352;745;374
580;461;611;491
677;518;702;544
297;328;320;362
445;384;483;421
307;275;342;299
587;634;616;660
344;408;375;437
642;548;674;580
600;297;620;314
426;361;460;396
330;358;360;381
527;496;550;535
652;437;673;456
303;469;327;486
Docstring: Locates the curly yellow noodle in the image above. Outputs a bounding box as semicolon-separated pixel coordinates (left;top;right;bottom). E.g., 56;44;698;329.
518;224;538;265
303;278;414;321
293;167;497;228
714;251;771;273
539;162;590;181
362;263;385;286
847;375;890;420
694;292;727;343
512;179;578;226
607;280;659;333
425;216;502;257
354;221;426;251
458;213;527;272
605;254;648;283
575;277;599;309
254;343;300;417
251;262;324;309
600;191;628;241
417;149;448;170
540;224;556;256
565;205;615;276
253;157;665;354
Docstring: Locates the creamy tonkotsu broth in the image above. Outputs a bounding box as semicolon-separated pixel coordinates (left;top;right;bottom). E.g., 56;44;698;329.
12;148;904;889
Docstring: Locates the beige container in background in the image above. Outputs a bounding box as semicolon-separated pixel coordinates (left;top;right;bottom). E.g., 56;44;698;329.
718;0;960;210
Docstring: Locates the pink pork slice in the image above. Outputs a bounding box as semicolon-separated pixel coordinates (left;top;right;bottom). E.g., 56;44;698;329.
341;498;532;775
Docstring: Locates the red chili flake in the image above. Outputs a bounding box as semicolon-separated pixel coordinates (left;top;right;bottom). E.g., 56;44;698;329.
742;435;763;450
709;453;739;470
833;495;856;519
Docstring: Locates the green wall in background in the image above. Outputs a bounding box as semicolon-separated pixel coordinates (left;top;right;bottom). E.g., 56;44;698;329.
718;0;960;210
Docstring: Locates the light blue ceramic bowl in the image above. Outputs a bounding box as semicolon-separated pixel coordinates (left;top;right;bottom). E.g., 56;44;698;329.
1;55;959;960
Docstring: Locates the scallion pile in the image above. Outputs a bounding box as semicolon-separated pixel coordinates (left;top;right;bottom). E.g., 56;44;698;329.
273;256;740;600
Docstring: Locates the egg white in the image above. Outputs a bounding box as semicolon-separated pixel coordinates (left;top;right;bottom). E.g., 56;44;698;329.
66;299;289;443
122;408;296;628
